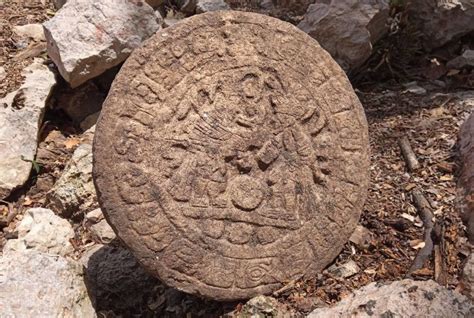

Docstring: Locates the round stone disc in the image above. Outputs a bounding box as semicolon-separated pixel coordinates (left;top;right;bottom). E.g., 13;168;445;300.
93;11;369;301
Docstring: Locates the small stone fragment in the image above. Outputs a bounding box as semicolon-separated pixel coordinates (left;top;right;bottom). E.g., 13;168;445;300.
86;208;104;223
298;0;390;71
235;295;292;317
43;0;160;87
349;225;373;248
13;24;45;42
90;219;116;243
308;279;474;317
0;59;56;199
3;208;74;256
196;0;231;13
0;250;95;318
47;137;96;218
327;260;361;278
447;50;474;69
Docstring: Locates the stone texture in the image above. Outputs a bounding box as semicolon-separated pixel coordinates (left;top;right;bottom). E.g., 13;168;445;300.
13;23;45;42
57;82;106;125
234;295;292;317
448;50;474;69
462;253;474;301
3;208;74;256
83;244;161;313
298;0;390;71
408;0;474;50
48;130;96;218
0;59;56;199
308;279;474;317
90;219;116;243
0;250;96;318
93;11;369;300
43;0;160;88
54;0;164;10
196;0;231;13
457;93;474;243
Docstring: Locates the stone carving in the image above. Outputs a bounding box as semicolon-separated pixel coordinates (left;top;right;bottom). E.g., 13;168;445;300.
93;11;369;300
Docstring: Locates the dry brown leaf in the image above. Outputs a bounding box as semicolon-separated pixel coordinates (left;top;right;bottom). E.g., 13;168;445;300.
64;137;81;149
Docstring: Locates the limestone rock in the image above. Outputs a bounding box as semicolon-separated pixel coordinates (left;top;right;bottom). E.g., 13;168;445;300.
43;0;160;88
298;0;390;71
0;59;56;199
48;139;96;218
448;50;474;69
85;207;115;245
457;93;474;243
57;82;105;125
0;250;95;318
3;208;74;256
408;0;474;50
462;253;474;301
13;24;45;42
308;279;474;317
0;66;5;82
83;244;161;313
53;0;164;10
196;0;231;13
235;295;292;317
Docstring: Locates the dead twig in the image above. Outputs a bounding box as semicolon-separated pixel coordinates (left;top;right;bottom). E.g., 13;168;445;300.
398;136;420;171
407;189;434;275
272;279;297;297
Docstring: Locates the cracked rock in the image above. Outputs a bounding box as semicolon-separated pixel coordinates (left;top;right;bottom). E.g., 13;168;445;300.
44;0;160;87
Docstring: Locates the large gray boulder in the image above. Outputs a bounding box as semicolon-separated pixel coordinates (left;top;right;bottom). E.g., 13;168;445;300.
408;0;474;50
44;0;160;87
3;208;75;256
47;127;96;218
0;59;56;199
0;250;96;318
298;0;389;71
308;279;474;317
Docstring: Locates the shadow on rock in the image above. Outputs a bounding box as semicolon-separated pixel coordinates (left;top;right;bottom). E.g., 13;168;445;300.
84;241;237;317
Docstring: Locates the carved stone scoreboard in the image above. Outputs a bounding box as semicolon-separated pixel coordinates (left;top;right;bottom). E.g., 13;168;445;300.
93;11;369;300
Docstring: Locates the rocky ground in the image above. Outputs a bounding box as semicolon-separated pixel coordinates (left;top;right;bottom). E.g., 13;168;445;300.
1;0;474;317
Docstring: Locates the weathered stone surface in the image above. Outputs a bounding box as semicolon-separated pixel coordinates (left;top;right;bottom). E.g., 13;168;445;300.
93;11;369;300
83;244;161;313
13;23;45;42
234;295;292;317
44;0;160;88
462;253;474;301
448;50;474;69
0;250;96;318
57;82;106;125
457;93;474;243
0;59;56;199
90;219;116;243
3;208;75;256
408;0;474;50
54;0;164;10
308;279;474;317
48;129;97;218
196;0;231;13
298;0;390;71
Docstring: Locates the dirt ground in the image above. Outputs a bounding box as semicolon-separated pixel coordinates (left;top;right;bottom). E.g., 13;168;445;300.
0;1;473;317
